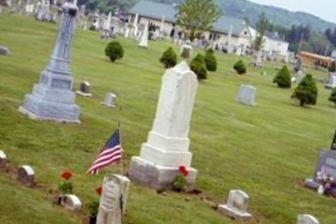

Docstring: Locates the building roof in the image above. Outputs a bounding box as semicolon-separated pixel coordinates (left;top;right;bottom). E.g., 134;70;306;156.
299;51;333;62
212;16;246;36
265;31;286;42
129;0;177;23
129;1;247;36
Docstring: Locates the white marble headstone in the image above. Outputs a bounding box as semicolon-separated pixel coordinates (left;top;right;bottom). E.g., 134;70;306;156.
96;174;130;224
236;85;256;106
138;22;149;48
130;61;198;190
102;92;116;107
325;75;336;89
62;194;82;211
218;190;252;220
297;214;319;224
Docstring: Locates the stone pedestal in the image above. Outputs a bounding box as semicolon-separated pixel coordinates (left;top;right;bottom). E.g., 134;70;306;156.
130;61;198;190
19;2;80;123
218;190;252;221
96;174;130;224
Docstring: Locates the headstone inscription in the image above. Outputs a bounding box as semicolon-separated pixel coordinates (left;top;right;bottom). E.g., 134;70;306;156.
305;150;336;197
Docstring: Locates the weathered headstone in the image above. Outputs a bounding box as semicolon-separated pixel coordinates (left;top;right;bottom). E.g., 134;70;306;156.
236;85;256;106
0;46;11;56
19;1;80;123
180;40;193;60
76;81;92;97
325;75;336;89
295;70;305;84
138;22;149;48
17;165;35;187
218;190;252;221
305;150;336;196
61;194;82;211
294;58;303;72
101;92;116;108
297;214;319;224
129;61;198;190
0;150;7;169
96;174;130;224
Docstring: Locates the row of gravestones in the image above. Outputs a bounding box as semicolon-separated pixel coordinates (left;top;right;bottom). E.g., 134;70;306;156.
76;81;117;108
0;149;133;223
0;150;82;212
217;189;319;223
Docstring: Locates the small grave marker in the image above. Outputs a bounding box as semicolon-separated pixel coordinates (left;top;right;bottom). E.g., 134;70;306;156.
17;165;35;187
218;190;252;221
297;214;319;224
62;194;82;211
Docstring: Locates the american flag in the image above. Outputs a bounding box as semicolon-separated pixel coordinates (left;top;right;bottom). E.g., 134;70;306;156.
87;129;123;175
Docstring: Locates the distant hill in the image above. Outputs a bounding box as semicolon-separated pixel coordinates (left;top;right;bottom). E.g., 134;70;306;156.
80;0;336;32
112;0;336;32
215;0;336;32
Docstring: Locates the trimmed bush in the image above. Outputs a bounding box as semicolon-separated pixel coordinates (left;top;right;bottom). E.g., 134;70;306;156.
190;54;207;80
329;87;336;105
160;47;177;68
233;60;247;75
291;74;318;107
105;41;124;62
204;49;217;72
273;65;292;88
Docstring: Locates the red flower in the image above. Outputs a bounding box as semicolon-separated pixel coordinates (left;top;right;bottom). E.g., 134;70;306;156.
96;186;103;196
179;165;189;177
61;171;72;180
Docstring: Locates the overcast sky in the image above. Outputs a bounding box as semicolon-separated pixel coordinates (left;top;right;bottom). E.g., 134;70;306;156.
248;0;336;23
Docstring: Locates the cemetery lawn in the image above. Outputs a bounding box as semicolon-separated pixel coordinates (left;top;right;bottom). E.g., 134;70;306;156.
1;13;336;224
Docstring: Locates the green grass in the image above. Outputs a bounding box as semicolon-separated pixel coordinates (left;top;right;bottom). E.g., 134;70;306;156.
0;13;335;224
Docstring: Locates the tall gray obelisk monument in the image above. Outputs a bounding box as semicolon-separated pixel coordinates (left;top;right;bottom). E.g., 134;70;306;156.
19;1;80;123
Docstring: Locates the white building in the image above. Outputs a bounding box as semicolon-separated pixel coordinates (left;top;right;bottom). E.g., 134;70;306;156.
129;0;289;57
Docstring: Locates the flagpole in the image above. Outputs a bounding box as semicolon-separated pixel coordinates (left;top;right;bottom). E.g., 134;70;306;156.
118;120;124;176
